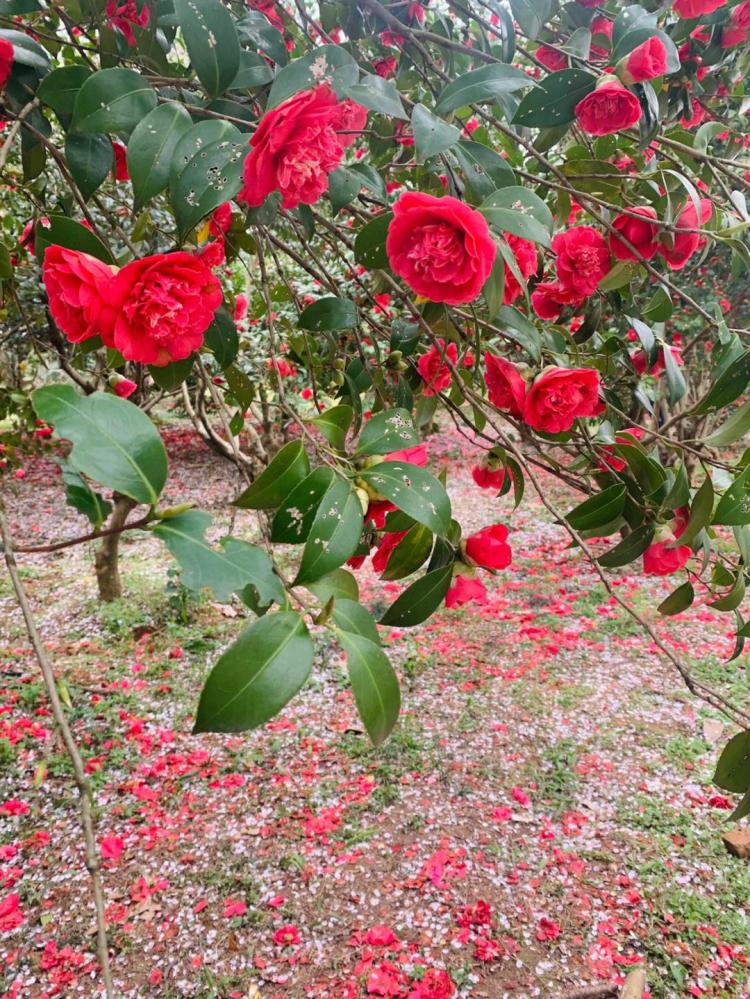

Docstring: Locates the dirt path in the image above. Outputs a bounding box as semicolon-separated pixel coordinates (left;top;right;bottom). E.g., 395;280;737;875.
1;427;748;998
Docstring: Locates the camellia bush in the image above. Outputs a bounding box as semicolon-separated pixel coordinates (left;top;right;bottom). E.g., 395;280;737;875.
4;0;750;840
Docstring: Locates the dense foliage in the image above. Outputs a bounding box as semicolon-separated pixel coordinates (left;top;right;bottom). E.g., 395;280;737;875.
2;0;750;819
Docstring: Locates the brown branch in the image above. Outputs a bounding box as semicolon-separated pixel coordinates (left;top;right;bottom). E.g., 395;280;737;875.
13;513;152;554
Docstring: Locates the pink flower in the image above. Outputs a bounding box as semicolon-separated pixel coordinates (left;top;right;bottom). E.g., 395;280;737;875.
223;899;248;919
531;280;583;321
273;923;300;945
552;226;611;297
617;36;668;84
643;539;691;575
365;924;400;947
471;464;505;490
417;339;458;396
239;85;366;210
523;367;602;434
445;575;488;608
484;353;527;417
407;969;456;998
208;202;233;236
609;207;660;261
575;79;641;136
100;835;124;861
42;246;119;346
465;525;512;571
511;786;530;806
234;293;248;322
386;192;497;305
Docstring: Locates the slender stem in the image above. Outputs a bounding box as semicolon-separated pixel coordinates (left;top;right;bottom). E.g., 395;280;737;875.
0;498;115;997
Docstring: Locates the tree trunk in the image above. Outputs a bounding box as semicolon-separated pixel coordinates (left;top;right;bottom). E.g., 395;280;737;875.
94;494;136;602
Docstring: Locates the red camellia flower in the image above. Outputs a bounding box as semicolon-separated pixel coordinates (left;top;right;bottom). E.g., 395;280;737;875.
575;78;642;136
465;524;512;571
617;36;668;84
42;246;119;345
239;84;366;210
0;38;13;88
643;539;691;575
631;344;683;376
531;280;583;321
105;0;149;45
484;353;527;417
733;0;750;26
523;367;602;433
673;0;726;16
657;198;713;270
552;226;611;297
0;893;24;932
609;207;660;261
113;378;137;400
372;530;408;574
112;141;130;181
598;426;644;472
445;574;488;608
503;234;538;304
418;339;458;396
386;191;496;305
472;463;505;491
110;252;222;365
407;969;456;999
535;44;567;72
273;924;301;946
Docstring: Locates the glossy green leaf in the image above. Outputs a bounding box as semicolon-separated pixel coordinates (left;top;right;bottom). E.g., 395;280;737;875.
496;306;541;362
233;440;310;510
713;731;750;792
152;510;285;604
657;580;694;616
295;477;364;584
72;68;157;134
452;139;516;201
32;386;167;505
311;405;353;451
482;254;506;318
713;465;750;526
354;212;392;270
705;397;750;447
268;44;358;107
480;186;553;247
435;64;531;115
328;167;362;215
148;355;194;390
60;462;112;529
171;136;245;239
306;568;359;604
193;611;313;733
346;74;406;119
381;523;433;581
174;0;240;99
709;572;746;612
271;467;336;543
598;524;655;568
65;133;113;201
337;628;400;745
35;215;113;264
358;461;451;535
510;0;552;39
204;309;239;369
697;351;750;414
675;474;713;547
127;102;193;210
566;484;626;532
379;564;453;626
412;103;460;163
512;69;596;128
37;65;91;116
356;408;419;456
663;341;686;406
298;296;358;331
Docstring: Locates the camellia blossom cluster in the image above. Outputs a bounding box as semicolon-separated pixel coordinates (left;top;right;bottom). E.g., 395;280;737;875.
42;246;222;366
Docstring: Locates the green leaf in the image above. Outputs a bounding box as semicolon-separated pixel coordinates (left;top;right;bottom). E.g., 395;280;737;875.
295;477;364;585
346;74;406;119
435;64;531;115
379;564;453;627
72;68;157;134
708;572;746;612
332;597;381;643
641;287;672;323
713;465;750;526
204;309;239;369
233;440;310;510
306;568;359;603
354;212;392;270
271;467;336;543
32;386;167;505
697;351;750;414
495;305;541;363
452;139;516;202
381;523;433;581
268;44;358;108
355;408;418;456
337;628;400;745
713;732;750;792
657;580;694;616
193;611;313;733
152;510;285;604
172;120;241;173
482;253;505;318
598;524;655;568
358;461;451;535
311;405;353;451
127;102;193;211
729;787;750;822
512;69;596;128
411;103;460;163
612;27;681;76
328;167;362;215
298;296;358;332
224;364;254;409
566;484;626;531
479;186;553;247
675;475;713;547
174;0;240;99
34;215;113;264
230;49;275;89
37;65;92;116
0;244;11;281
663;342;686;406
705;398;750;447
65;133;113;201
170;136;245;239
0;28;49;72
60;462;112;528
510;0;552;39
148;355;194;390
236;11;288;66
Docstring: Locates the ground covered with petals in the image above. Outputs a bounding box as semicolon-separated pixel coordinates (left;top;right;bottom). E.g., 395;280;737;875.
1;427;749;998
